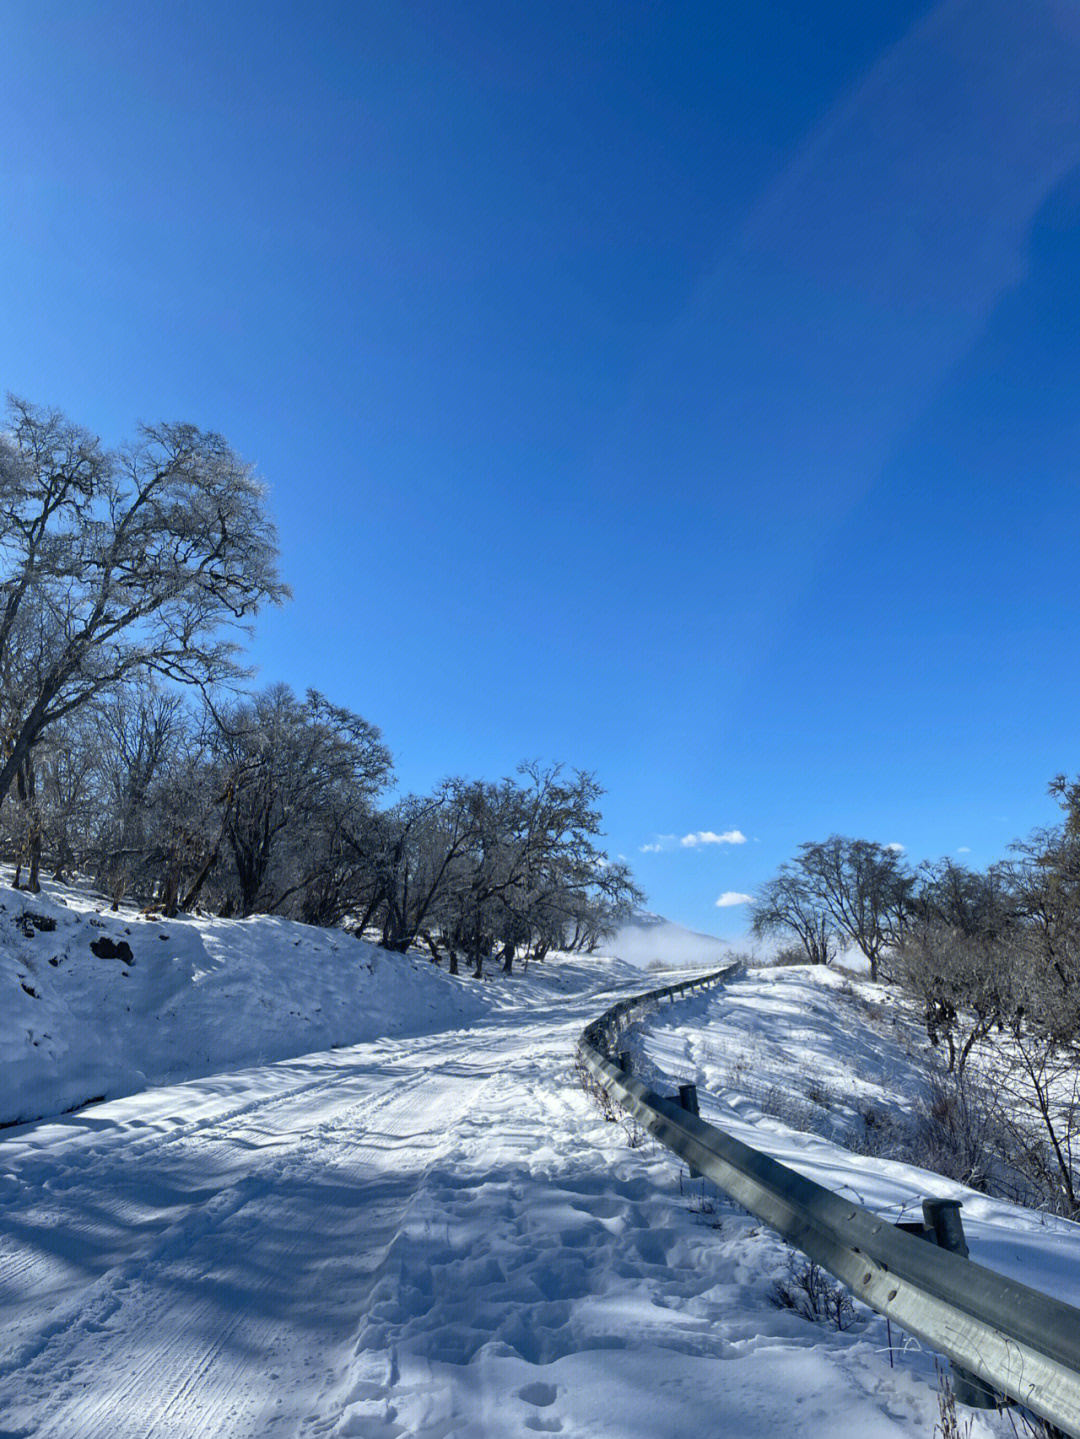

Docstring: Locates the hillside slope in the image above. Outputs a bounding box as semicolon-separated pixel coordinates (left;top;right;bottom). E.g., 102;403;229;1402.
0;877;493;1127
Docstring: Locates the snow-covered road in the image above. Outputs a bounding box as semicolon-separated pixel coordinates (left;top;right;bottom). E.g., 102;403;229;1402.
4;1044;485;1436
1;972;592;1438
2;960;1054;1438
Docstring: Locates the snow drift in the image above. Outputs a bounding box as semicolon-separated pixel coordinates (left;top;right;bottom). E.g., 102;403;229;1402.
0;877;492;1127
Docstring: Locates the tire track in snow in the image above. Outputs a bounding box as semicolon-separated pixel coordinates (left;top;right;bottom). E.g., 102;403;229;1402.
0;1028;528;1351
0;1011;581;1439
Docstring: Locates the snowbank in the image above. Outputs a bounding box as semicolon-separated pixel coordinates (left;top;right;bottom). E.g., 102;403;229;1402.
0;877;494;1127
632;965;1080;1314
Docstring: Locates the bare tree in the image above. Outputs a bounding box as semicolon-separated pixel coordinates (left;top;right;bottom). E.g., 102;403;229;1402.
0;398;288;811
211;684;391;917
751;865;835;965
987;929;1080;1216
897;924;1010;1076
892;806;1080;1214
364;786;474;959
1007;828;1080;997
363;766;642;976
895;860;1017;1072
909;857;1013;939
90;679;187;905
35;707;102;884
795;836;912;981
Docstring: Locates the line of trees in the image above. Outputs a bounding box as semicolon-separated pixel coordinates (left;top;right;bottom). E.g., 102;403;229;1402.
0;399;642;972
751;797;1080;1214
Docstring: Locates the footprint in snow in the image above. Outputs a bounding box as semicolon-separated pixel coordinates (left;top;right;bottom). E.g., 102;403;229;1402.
517;1382;557;1407
519;1382;562;1433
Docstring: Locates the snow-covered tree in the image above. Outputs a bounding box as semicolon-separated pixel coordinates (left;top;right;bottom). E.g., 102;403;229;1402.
0;398;287;812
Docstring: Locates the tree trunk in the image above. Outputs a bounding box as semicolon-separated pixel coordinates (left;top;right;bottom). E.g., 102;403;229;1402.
355;888;384;939
0;704;47;814
16;759;42;893
180;841;220;913
161;867;181;919
27;830;41;894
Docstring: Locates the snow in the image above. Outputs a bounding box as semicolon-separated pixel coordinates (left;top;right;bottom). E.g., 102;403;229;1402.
630;965;1080;1357
0;875;490;1127
4;891;1079;1437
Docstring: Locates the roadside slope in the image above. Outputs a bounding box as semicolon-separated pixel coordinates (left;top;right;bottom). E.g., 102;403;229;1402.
0;875;490;1126
632;964;1080;1313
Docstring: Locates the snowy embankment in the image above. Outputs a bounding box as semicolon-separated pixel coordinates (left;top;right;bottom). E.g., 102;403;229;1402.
631;968;1080;1380
0;876;490;1127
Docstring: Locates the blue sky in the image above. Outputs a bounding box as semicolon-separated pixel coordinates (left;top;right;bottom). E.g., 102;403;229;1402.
3;0;1079;938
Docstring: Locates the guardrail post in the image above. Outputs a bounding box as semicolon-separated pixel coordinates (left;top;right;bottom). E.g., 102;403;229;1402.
678;1083;699;1117
921;1200;998;1411
922;1198;967;1257
677;1084;701;1178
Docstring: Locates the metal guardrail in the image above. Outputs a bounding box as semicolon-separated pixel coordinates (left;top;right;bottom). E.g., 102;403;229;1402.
578;964;1080;1437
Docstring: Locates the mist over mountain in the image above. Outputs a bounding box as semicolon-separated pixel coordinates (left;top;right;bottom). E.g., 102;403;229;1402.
608;910;745;970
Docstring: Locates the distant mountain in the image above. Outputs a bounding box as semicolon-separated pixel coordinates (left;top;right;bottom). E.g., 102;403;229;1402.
606;909;743;970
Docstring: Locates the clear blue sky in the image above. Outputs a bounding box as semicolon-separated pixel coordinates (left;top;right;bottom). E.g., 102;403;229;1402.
3;0;1079;939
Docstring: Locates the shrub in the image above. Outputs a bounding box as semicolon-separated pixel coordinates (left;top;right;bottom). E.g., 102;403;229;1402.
770;1256;858;1330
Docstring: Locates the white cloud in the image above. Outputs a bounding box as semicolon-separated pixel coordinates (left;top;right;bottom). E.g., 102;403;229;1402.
640;830;746;853
715;892;754;908
957;846;971;854
885;842;905;853
679;830;747;849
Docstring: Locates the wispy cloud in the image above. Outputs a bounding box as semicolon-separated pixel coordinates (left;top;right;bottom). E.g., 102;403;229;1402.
716;892;754;908
957;846;971;854
640;829;747;853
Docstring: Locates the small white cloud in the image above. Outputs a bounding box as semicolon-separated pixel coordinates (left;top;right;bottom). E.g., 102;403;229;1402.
641;830;745;853
885;842;905;853
715;892;754;907
957;846;971;854
680;830;747;848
